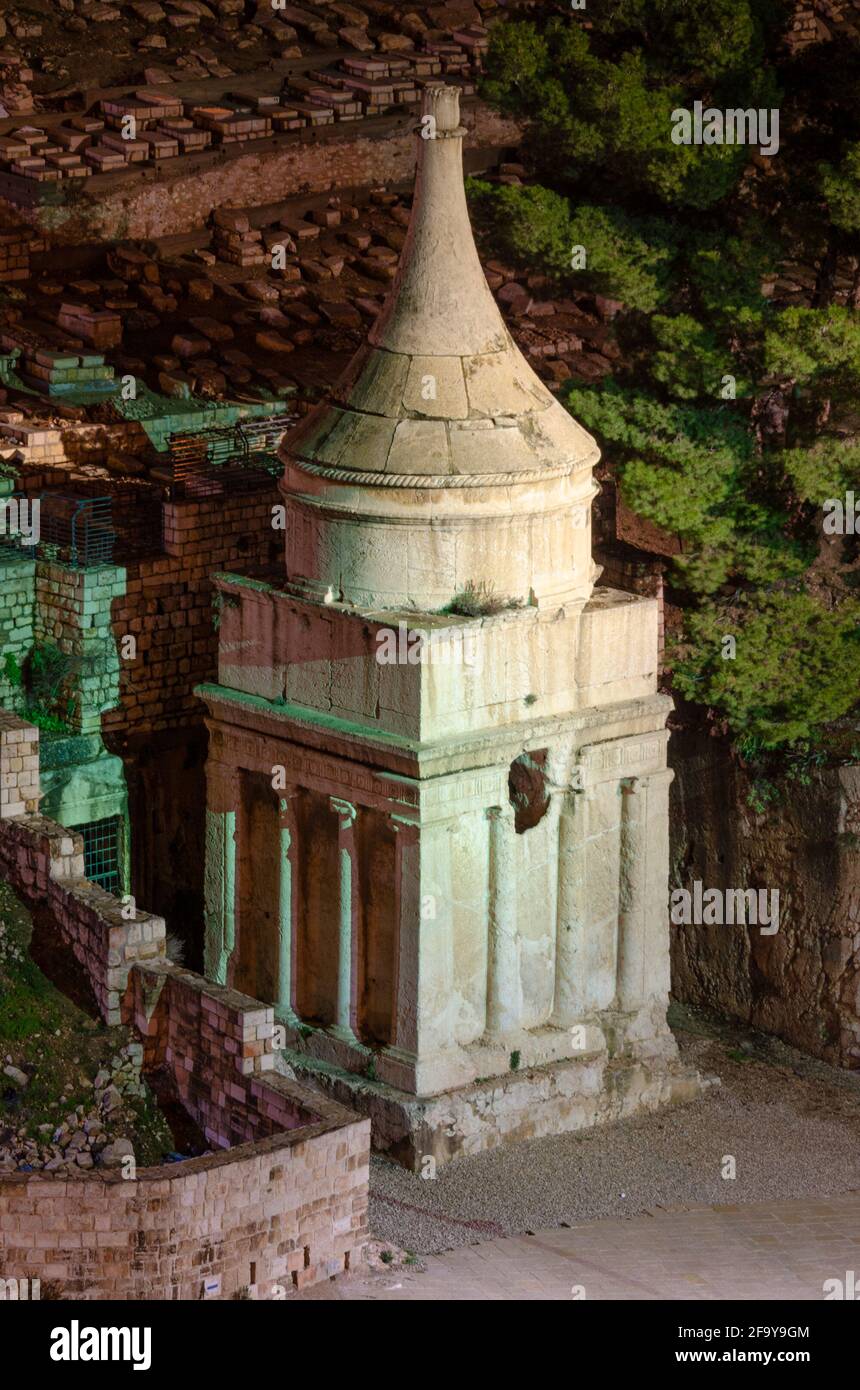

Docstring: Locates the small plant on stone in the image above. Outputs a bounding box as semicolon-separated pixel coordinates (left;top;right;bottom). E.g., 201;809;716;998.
165;934;186;965
747;778;780;815
3;653;23;688
443;580;520;619
509;1050;521;1072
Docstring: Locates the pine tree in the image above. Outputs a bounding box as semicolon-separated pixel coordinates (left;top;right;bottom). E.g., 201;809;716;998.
475;1;860;750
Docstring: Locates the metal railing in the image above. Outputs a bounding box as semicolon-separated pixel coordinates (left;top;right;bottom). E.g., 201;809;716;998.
0;492;119;568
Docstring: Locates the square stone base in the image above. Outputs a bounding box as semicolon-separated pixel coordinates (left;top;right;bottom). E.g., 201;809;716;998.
278;1046;712;1172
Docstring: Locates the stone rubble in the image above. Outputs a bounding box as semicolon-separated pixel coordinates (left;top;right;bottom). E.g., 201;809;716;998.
0;1039;150;1174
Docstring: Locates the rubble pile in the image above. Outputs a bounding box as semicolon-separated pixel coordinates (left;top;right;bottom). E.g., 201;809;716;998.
0;1042;160;1174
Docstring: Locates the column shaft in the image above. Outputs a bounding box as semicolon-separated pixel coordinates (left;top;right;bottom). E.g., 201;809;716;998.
203;760;238;987
551;789;588;1026
391;815;420;1057
277;794;299;1024
331;797;358;1042
642;768;674;1002
485;806;521;1038
617;777;648;1010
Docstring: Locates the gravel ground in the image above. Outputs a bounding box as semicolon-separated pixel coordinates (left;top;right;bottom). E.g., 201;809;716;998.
369;1006;860;1255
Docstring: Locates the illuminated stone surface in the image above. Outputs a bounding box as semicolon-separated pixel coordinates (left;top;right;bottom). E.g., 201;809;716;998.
201;86;706;1168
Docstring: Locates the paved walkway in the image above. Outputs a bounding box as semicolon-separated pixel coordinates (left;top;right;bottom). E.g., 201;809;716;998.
298;1193;860;1300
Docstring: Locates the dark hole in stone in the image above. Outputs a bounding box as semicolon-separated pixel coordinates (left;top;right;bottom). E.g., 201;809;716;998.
143;1064;211;1158
508;751;550;834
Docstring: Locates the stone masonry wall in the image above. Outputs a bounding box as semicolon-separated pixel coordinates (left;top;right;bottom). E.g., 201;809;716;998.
0;556;35;709
25;106;521;246
34;562;125;735
2;484;278;770
1;486;281;957
0;715;164;1021
670;726;860;1068
102;488;280;741
0;711;39;819
0;710;370;1299
132;961;313;1148
0;1107;369;1300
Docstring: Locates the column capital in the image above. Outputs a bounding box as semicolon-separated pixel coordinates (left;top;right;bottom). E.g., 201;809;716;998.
556;784;593;818
391;813;420;840
205;758;240;814
330;796;357;830
567;767;601;797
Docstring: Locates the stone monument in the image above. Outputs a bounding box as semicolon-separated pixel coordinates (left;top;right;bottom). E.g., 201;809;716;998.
199;86;705;1168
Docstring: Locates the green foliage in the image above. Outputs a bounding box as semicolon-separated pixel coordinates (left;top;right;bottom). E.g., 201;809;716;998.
763;307;860;399
568;383;808;593
477;4;860;752
443;579;519;617
3;652;23;688
481;11;775;209
567;205;678;312
0;990;42;1041
820;144;860;234
746;778;780;814
28;642;75;707
675;591;860;747
686;227;782;330
467;180;573;276
0;644;77;730
24;705;73;735
780;440;860;504
650;314;747;401
467;181;677;312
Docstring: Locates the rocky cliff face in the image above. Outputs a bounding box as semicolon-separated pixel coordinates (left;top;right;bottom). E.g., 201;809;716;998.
669;728;860;1069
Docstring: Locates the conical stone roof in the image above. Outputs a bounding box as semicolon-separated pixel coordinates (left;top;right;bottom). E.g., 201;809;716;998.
282;85;598;488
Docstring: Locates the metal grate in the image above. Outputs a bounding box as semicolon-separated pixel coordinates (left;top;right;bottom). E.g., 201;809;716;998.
37;494;116;568
77;816;122;895
163;415;296;499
